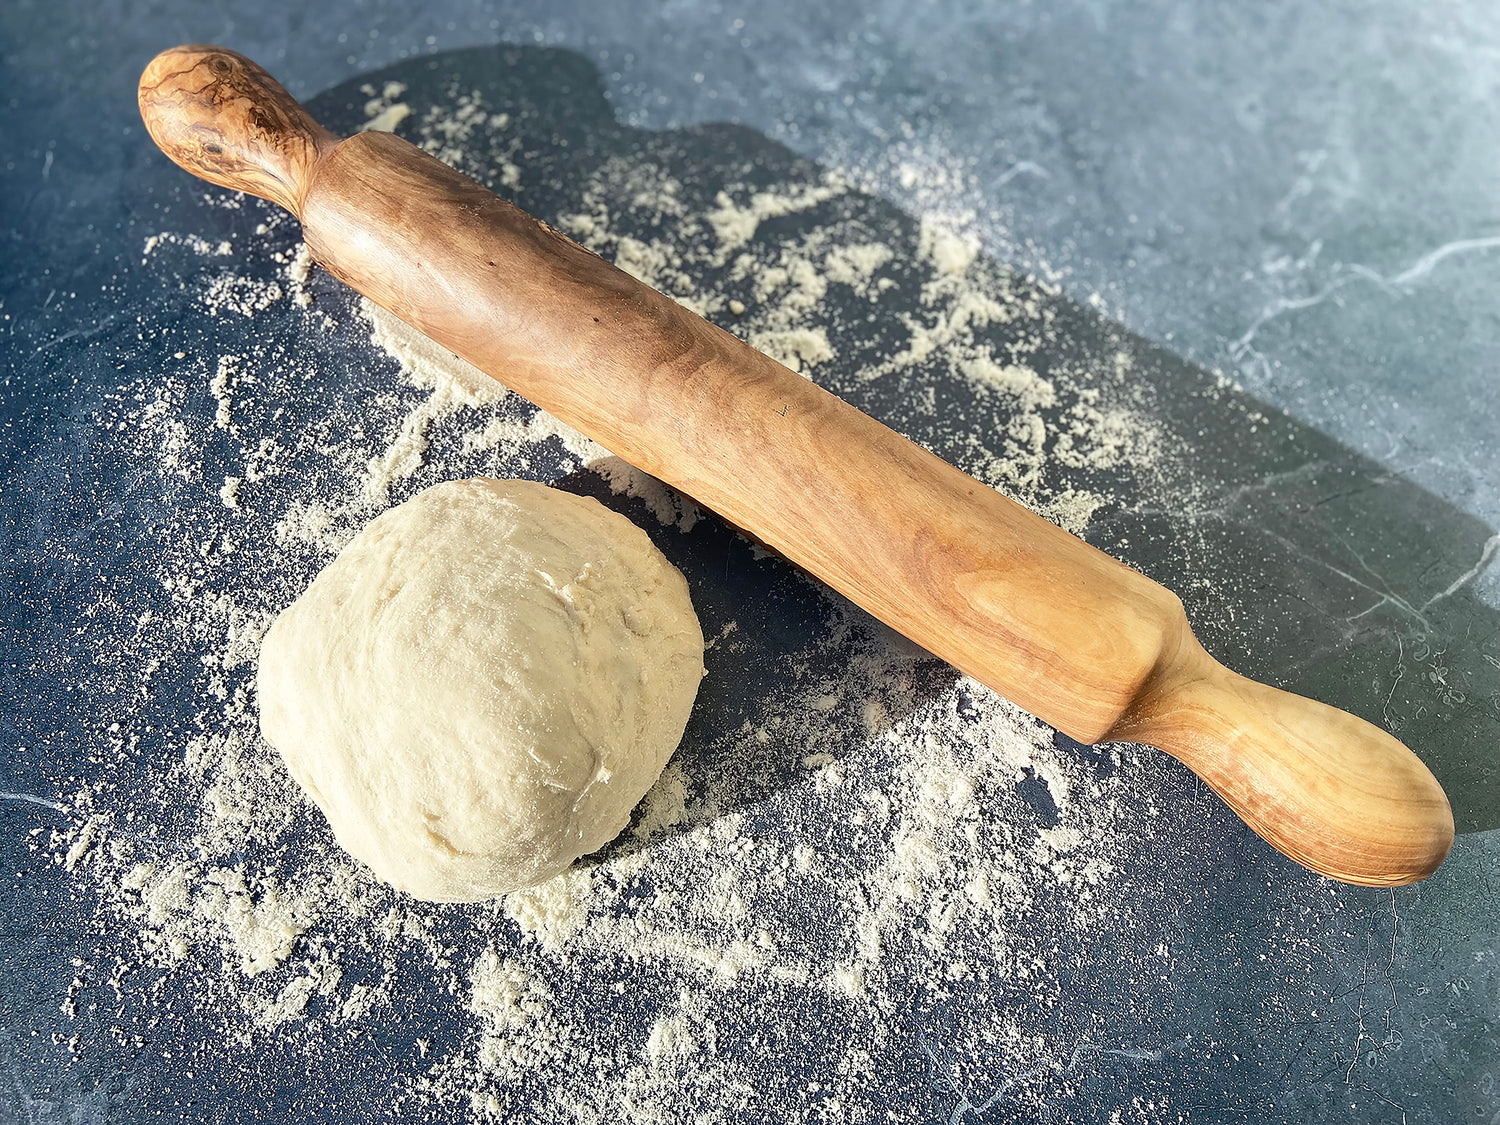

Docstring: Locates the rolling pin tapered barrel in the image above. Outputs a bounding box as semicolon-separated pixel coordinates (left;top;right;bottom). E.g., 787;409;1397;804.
138;45;1454;886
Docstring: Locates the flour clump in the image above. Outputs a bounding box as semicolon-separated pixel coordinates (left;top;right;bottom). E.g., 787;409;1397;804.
257;477;705;902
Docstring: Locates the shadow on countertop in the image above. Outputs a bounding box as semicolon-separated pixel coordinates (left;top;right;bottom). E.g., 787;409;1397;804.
304;45;1496;835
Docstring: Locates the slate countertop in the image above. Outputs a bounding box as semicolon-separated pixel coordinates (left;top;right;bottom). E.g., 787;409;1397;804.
2;3;1496;1123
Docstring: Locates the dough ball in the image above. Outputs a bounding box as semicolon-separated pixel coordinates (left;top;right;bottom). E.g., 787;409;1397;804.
257;478;704;902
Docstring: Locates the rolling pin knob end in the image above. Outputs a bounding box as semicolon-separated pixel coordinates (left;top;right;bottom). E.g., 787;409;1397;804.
1111;636;1454;886
138;44;339;217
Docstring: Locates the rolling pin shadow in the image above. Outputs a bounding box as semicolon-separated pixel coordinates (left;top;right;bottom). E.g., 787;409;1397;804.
137;45;1454;887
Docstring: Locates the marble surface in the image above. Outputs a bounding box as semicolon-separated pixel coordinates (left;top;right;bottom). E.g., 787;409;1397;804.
1;3;1496;1123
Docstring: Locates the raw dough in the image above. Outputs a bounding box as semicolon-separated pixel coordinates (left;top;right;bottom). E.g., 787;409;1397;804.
256;478;704;902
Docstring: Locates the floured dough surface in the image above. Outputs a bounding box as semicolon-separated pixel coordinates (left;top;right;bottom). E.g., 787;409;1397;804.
256;478;704;902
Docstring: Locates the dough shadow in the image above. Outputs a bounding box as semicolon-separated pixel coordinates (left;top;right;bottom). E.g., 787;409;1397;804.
548;465;962;858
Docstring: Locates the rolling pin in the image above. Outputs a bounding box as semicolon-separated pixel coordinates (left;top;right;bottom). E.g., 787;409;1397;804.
137;45;1454;887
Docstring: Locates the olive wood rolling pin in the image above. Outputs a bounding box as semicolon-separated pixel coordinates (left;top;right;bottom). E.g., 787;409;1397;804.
138;45;1454;887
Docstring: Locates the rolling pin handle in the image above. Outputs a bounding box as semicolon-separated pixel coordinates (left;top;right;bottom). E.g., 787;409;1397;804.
1108;634;1454;886
138;45;339;217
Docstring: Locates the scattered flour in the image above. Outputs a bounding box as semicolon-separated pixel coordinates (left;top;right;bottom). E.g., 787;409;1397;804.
142;231;233;263
706;175;849;259
359;80;414;134
42;75;1191;1124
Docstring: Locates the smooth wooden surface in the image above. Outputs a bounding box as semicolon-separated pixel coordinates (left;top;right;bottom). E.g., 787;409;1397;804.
302;130;1182;744
139;46;1454;886
1108;633;1453;885
138;45;338;216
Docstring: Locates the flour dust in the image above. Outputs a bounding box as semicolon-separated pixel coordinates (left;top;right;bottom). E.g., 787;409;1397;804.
42;78;1196;1124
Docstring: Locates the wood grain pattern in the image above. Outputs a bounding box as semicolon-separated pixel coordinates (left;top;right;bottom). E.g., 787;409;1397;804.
1108;632;1453;885
139;46;1454;886
301;132;1178;744
138;45;337;216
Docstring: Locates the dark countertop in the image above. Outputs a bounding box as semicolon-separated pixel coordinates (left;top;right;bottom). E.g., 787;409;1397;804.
2;3;1496;1123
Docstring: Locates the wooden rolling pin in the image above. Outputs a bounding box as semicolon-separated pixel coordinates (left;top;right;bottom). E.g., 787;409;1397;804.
138;45;1454;887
